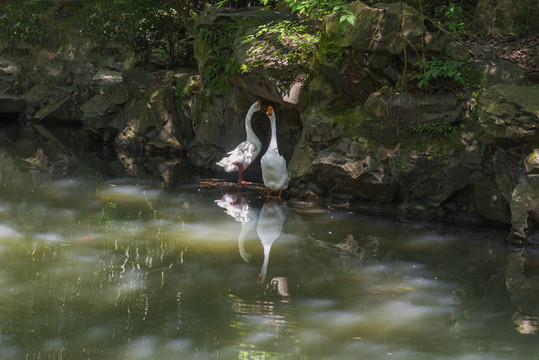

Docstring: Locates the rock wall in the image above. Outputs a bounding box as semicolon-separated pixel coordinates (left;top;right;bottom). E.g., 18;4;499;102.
0;1;537;244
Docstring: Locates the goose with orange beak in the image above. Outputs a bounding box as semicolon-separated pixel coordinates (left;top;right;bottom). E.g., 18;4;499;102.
260;106;289;199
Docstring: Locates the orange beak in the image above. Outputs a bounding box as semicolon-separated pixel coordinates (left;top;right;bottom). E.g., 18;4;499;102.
257;275;264;284
267;106;273;116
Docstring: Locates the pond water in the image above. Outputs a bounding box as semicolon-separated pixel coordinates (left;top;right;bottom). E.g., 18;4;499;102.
0;151;537;360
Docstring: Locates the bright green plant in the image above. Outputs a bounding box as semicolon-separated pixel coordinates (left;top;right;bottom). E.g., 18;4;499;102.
412;57;465;89
377;78;397;95
205;56;240;90
408;122;456;139
435;2;469;34
260;0;356;29
316;36;344;64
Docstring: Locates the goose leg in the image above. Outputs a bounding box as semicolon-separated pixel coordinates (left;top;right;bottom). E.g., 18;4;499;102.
233;162;245;185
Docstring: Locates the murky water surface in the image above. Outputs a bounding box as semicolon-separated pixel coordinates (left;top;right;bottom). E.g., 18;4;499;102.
0;153;537;360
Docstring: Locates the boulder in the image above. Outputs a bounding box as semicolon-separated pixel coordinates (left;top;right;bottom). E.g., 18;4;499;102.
364;92;461;144
390;151;470;208
477;84;539;145
469;170;511;223
122;68;158;89
90;69;123;92
194;6;306;108
81;94;120;135
508;176;539;245
525;149;539;175
0;57;21;94
311;1;457;108
326;2;446;55
472;60;528;88
115;87;190;155
312;151;395;202
476;0;516;36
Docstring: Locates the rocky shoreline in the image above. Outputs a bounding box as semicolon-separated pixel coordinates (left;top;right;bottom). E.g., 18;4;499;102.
0;1;537;245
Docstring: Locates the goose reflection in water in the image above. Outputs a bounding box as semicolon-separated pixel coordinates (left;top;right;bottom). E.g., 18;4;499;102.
214;193;259;263
256;199;287;284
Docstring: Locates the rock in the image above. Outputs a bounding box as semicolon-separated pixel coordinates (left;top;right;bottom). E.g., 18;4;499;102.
364;92;461;144
312;151;395;202
327;2;446;55
81;94;120;135
0;57;20;75
194;6;306;108
508;176;539;245
106;83;130;106
0;94;25;113
477;84;539;145
390;151;470;209
476;0;516;36
115;87;189;155
122;68;158;89
525;149;539;175
312;1;452;107
0;57;21;93
469;170;511;223
91;69;123;90
172;69;203;95
472;59;528;88
34;95;78;123
22;84;50;115
302;107;346;143
493;150;526;203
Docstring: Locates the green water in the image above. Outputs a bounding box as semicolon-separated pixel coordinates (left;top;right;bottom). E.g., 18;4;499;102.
0;153;537;360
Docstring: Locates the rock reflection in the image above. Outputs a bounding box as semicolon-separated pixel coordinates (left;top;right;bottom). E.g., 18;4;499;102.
505;249;539;335
256;199;287;284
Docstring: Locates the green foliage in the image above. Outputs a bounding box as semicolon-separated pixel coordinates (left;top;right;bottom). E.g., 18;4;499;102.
195;27;220;46
78;0;185;67
434;2;470;34
195;22;238;50
515;0;538;37
316;36;344;64
262;0;356;29
408;122;456;139
0;1;52;48
242;19;320;70
205;56;240;90
195;23;241;90
412;57;465;89
377;79;396;95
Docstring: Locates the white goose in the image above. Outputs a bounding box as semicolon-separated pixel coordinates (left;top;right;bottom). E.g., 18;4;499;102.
216;100;263;184
256;199;287;284
260;106;289;198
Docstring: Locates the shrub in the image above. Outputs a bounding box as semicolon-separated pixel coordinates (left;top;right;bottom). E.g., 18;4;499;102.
412;57;466;89
0;1;52;49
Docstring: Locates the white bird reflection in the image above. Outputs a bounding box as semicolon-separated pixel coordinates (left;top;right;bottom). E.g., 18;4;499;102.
256;199;287;284
215;193;259;263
